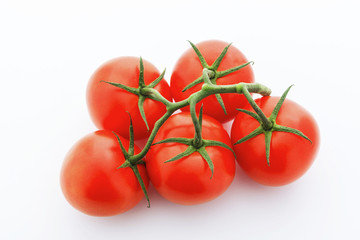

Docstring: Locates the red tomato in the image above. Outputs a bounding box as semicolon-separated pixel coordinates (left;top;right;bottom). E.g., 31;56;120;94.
87;56;172;140
170;40;254;123
146;112;235;205
60;130;149;216
231;97;320;186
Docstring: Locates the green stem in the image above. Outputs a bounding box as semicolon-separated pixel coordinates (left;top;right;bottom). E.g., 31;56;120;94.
245;83;272;96
130;110;175;164
141;87;173;108
242;87;273;130
189;99;203;148
129;81;272;164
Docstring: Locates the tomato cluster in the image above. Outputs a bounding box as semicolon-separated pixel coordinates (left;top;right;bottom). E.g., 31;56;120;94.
60;40;320;216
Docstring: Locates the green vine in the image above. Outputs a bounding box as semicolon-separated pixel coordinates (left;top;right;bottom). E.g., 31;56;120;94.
101;41;302;206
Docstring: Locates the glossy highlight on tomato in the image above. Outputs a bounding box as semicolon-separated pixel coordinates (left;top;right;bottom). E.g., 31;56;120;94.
60;130;149;216
146;112;235;205
170;40;254;123
231;97;320;186
87;56;172;140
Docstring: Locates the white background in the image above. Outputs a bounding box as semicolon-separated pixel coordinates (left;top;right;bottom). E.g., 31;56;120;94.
1;0;359;239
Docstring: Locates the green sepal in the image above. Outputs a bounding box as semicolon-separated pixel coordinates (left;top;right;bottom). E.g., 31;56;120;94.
211;43;232;70
188;40;208;68
138;95;149;131
130;165;150;208
138;57;145;88
236;108;261;123
126;112;135;155
101;81;138;95
269;85;294;121
217;61;254;78
203;139;236;158
117;160;131;169
117;161;150;208
197;147;214;179
234;127;263;145
164;145;197;163
273;124;312;144
215;93;227;115
147;68;166;88
182;76;203;92
264;131;272;166
113;131;129;159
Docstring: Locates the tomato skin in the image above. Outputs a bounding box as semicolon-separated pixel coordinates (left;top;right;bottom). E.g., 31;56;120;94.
146;112;236;205
60;130;149;216
87;56;172;140
231;97;320;186
170;40;254;123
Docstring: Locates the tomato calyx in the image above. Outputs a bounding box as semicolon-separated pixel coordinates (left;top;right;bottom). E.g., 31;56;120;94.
101;57;167;131
112;113;150;208
234;85;312;166
153;106;235;179
153;138;234;179
182;41;254;115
